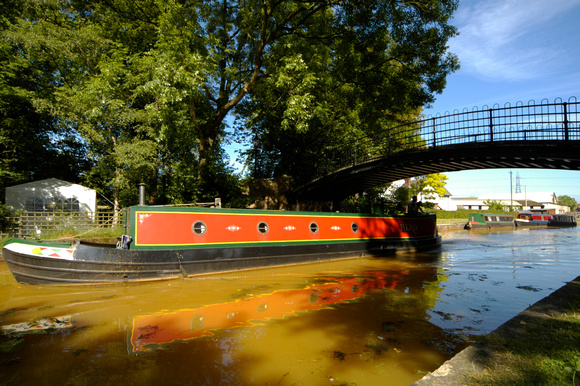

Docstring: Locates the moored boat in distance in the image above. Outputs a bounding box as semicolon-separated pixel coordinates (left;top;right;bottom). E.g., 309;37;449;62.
514;211;577;228
464;213;514;230
547;214;577;227
2;206;441;285
514;211;552;227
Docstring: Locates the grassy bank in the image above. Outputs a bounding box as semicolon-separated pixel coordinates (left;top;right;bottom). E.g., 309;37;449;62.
465;278;580;385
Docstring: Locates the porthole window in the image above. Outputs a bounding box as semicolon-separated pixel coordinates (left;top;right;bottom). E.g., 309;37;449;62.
309;222;319;234
257;222;269;234
192;221;207;236
351;222;359;233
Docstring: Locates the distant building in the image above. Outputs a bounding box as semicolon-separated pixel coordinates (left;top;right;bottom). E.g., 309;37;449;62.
450;198;487;211
384;179;570;213
5;178;97;213
418;187;456;211
455;192;569;214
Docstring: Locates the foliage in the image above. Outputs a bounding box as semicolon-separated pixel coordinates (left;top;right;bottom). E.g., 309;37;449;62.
1;0;459;207
340;185;394;214
558;195;577;212
389;185;413;214
0;18;89;202
339;183;431;215
484;200;506;212
482;199;522;212
235;1;460;184
411;174;449;200
422;201;436;210
340;175;452;215
0;204;18;233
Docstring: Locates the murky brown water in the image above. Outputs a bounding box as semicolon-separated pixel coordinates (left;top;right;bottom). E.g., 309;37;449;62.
1;226;579;385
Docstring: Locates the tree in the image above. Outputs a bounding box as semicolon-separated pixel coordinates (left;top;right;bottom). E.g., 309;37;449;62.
484;200;507;212
0;4;89;202
557;195;577;212
411;174;449;201
5;0;185;209
4;0;459;207
237;0;459;185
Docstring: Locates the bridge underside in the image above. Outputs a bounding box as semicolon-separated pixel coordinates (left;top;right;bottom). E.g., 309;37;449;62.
293;141;580;202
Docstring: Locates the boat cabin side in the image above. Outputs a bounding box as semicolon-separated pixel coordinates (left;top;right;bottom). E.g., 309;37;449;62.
516;212;552;221
465;213;514;229
468;213;513;224
549;214;578;225
122;206;439;250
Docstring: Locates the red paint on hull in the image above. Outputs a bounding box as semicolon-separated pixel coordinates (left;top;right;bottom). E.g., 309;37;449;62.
132;208;437;248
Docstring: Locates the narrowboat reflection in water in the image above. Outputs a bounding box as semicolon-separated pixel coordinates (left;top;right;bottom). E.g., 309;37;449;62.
131;271;405;352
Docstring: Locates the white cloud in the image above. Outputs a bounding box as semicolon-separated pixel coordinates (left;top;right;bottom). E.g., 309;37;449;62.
449;0;580;81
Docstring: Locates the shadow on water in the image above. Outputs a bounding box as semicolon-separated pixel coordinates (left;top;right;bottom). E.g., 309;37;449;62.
0;255;465;385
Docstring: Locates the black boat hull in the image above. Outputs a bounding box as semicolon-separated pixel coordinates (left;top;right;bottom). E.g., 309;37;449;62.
2;237;441;285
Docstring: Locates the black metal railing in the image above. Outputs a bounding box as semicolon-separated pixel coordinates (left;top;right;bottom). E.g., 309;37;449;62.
314;97;580;179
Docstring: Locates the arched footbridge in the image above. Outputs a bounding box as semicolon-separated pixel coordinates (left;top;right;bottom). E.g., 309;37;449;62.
294;97;580;201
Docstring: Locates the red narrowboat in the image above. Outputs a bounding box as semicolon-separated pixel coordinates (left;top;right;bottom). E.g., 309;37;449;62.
2;206;441;285
515;212;577;228
514;211;552;227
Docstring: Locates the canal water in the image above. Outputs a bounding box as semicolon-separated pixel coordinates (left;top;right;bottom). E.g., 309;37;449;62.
0;227;579;385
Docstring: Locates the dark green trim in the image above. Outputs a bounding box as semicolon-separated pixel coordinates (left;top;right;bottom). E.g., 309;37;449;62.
127;205;432;218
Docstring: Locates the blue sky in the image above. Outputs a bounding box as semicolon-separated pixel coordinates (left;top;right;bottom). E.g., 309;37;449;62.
423;0;580;200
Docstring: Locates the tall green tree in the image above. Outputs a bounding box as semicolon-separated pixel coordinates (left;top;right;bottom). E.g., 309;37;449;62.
3;0;459;208
0;2;88;202
5;0;180;209
557;195;577;212
237;0;459;185
411;173;449;200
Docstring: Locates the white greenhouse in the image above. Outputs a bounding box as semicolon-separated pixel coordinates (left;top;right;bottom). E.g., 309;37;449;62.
5;178;97;213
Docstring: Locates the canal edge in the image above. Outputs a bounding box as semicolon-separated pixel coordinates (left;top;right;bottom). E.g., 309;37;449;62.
412;274;580;385
436;220;465;232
